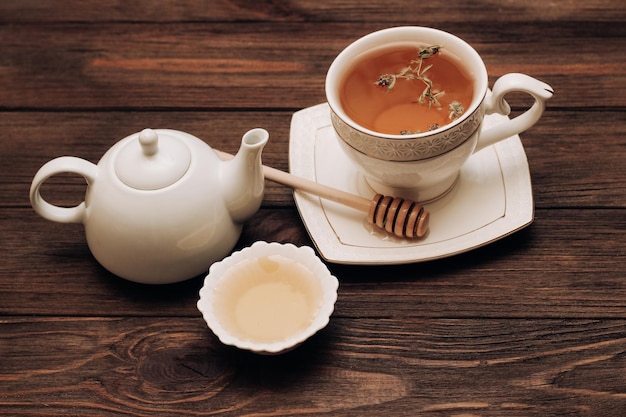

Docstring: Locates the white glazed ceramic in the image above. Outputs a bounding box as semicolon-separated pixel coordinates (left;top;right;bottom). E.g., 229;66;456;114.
197;241;339;354
326;26;554;202
290;103;534;264
30;128;269;284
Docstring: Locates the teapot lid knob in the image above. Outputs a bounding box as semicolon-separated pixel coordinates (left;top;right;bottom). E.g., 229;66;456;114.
139;128;159;156
115;128;192;190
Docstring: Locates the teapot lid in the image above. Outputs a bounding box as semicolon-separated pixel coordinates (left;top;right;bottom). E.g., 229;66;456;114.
115;129;191;190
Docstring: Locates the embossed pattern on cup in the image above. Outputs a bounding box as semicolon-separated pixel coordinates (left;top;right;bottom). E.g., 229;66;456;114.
330;106;485;161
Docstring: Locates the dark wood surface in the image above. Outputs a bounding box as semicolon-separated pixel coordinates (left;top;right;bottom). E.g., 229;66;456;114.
2;1;625;415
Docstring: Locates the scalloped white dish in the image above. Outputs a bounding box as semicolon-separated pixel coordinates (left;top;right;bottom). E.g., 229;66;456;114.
197;241;339;354
289;103;534;265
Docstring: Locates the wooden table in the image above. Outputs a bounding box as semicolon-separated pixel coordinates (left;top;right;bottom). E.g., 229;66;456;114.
2;1;625;415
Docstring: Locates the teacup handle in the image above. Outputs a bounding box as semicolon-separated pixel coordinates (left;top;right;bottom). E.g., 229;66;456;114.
29;156;98;224
475;73;554;153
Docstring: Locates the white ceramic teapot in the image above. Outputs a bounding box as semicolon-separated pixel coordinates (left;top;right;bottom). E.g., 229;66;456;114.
30;127;269;284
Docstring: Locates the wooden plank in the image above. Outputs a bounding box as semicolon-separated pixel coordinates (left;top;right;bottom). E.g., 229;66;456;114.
3;111;624;210
0;22;623;109
1;316;626;416
2;207;625;318
524;111;626;209
0;0;621;23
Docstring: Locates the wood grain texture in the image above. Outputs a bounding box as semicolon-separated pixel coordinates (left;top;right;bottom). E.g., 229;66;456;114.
2;110;624;210
2;317;626;416
1;0;625;415
2;207;625;318
0;0;621;23
0;22;624;110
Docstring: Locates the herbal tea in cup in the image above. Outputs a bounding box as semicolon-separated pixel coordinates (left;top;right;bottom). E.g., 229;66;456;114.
341;44;474;135
326;26;554;203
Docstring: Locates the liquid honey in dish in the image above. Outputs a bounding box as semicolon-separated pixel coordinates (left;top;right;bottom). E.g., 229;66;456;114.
214;255;323;344
340;44;474;135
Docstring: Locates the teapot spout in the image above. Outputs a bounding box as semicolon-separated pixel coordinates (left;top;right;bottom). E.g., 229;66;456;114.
221;128;269;223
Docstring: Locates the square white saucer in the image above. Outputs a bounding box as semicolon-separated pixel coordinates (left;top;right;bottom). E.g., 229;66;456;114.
289;103;533;265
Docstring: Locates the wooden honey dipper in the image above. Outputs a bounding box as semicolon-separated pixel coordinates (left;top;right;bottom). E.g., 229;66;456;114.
216;150;429;239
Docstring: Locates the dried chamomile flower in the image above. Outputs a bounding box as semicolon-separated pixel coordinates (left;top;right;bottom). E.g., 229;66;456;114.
449;100;464;120
375;74;397;92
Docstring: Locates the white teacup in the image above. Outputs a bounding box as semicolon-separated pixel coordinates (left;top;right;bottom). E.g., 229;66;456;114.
326;26;554;202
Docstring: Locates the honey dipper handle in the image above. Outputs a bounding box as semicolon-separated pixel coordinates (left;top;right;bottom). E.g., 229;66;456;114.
214;150;371;213
262;164;372;212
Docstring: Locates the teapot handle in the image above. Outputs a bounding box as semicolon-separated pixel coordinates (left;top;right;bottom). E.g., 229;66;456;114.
29;156;97;224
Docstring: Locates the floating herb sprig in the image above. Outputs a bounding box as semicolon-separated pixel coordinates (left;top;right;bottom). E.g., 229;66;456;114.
375;45;443;108
374;45;465;133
